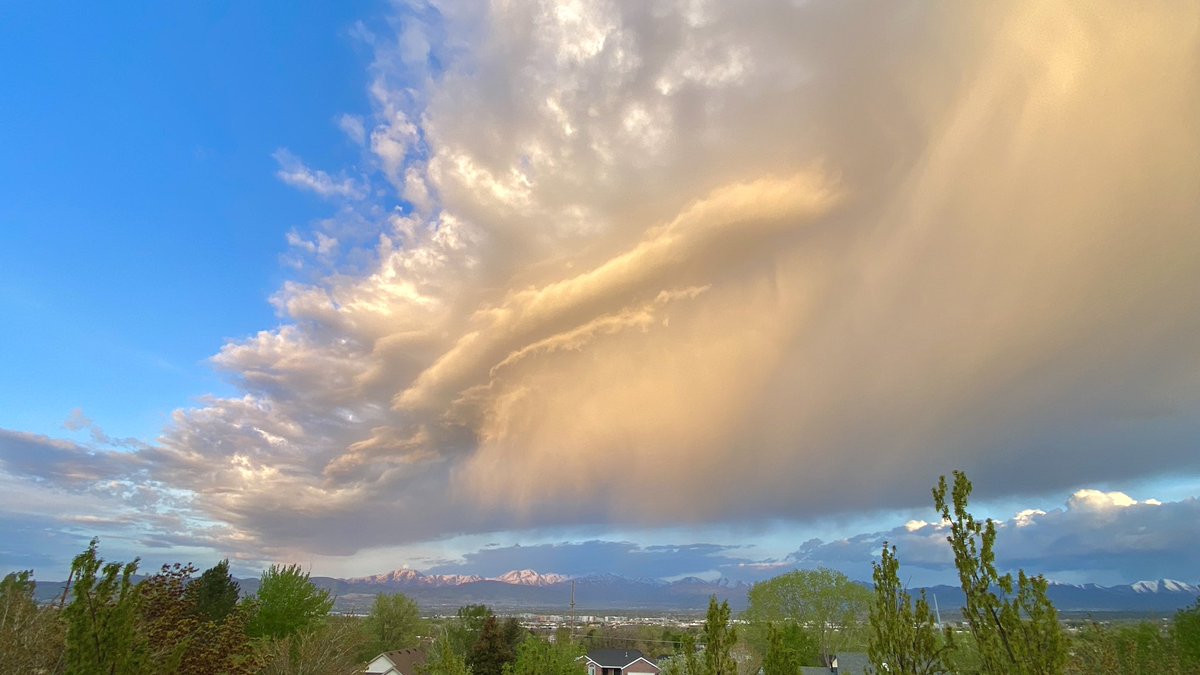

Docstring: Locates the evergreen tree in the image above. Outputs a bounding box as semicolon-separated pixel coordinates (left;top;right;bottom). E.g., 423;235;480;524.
186;558;240;623
501;616;528;654
702;596;737;675
934;471;1066;675
867;543;955;675
468;615;517;674
62;538;148;675
139;562;258;675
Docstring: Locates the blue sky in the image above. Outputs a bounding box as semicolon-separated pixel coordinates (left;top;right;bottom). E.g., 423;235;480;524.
0;2;376;441
1;1;1199;587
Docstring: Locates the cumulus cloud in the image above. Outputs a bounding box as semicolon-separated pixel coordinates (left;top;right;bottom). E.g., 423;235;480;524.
4;0;1200;570
785;490;1200;585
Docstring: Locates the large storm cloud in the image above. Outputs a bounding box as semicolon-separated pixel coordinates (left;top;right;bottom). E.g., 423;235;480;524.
2;0;1198;568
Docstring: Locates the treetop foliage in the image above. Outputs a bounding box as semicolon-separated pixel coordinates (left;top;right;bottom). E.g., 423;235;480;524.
933;471;1066;675
186;558;240;623
63;538;148;674
867;543;955;675
744;566;870;662
247;563;333;640
702;595;737;675
1;569;65;673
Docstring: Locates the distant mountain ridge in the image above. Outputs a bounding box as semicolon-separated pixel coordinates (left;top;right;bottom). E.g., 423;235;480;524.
30;567;1200;616
347;568;567;588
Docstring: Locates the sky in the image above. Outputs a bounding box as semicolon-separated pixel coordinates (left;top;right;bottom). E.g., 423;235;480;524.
1;1;1199;588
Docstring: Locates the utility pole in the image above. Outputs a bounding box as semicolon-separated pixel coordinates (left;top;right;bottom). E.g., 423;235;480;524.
570;579;576;635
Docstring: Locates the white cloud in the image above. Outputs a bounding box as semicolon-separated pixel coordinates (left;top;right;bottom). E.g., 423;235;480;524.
337;113;367;145
1067;489;1140;512
273;149;366;199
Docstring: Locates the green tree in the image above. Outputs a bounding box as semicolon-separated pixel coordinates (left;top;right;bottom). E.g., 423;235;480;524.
761;623;795;675
468;615;517;675
422;636;472;675
0;570;66;674
867;543;955;675
247;563;333;639
256;616;367;675
185;559;240;623
744;567;870;664
447;604;494;658
62;538;148;675
138;562;258;675
934;471;1066;675
761;622;817;675
702;595;737;675
680;632;703;675
1175;599;1200;670
1065;620;1184;675
364;592;424;656
505;634;584;675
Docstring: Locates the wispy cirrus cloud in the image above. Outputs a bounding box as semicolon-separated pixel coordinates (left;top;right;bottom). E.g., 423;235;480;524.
273;148;366;199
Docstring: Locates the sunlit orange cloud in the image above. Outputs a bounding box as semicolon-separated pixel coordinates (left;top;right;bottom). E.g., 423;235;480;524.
14;0;1196;559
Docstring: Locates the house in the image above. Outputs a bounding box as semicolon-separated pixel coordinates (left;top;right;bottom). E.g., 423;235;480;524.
364;648;427;675
578;648;662;675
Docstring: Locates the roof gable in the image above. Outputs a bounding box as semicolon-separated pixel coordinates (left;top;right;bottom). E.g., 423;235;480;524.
367;648;426;675
582;648;658;670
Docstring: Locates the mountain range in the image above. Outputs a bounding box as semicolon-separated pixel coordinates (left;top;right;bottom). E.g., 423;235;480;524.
32;567;1200;617
249;570;1200;616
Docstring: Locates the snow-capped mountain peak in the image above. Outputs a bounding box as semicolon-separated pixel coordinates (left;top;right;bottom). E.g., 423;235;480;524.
494;569;569;586
1131;579;1200;594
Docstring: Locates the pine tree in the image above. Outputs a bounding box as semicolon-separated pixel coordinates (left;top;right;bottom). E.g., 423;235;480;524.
186;559;240;623
139;562;258;675
468;615;517;674
933;471;1066;675
702;596;737;675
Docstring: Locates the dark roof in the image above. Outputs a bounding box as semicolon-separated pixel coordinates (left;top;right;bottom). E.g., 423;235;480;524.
585;648;647;667
833;652;872;674
383;648;427;674
799;652;873;675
